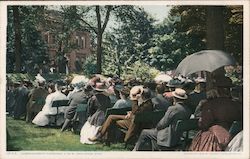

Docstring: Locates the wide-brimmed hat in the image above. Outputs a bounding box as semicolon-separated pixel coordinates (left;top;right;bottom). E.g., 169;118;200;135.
194;77;206;83
129;85;143;100
213;76;234;88
166;79;183;88
94;82;108;92
172;88;188;100
114;84;124;91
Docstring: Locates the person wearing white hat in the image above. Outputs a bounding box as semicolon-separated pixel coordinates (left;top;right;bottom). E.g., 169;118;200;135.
133;88;192;151
88;86;154;145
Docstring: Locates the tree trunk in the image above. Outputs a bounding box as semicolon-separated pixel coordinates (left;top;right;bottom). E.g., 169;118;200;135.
96;33;102;74
13;6;21;73
206;6;225;50
206;6;225;89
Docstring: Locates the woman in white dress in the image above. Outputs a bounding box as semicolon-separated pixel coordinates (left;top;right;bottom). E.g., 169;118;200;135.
32;81;68;126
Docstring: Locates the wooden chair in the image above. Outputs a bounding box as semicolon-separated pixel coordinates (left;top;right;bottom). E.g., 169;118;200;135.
105;107;132;119
174;118;199;150
134;110;165;128
51;99;70;124
72;103;89;133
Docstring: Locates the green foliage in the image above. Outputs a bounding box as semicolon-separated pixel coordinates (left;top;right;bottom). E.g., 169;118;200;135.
102;6;156;76
82;55;97;77
7;6;49;73
122;60;159;82
149;24;205;71
6;73;35;83
168;6;243;64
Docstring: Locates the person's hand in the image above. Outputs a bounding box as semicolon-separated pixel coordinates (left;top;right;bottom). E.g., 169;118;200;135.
125;111;132;119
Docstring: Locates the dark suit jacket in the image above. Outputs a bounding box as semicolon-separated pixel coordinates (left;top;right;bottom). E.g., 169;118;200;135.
152;94;171;111
124;99;154;142
27;87;48;113
156;102;192;147
26;87;48;121
13;86;30;119
65;90;89;120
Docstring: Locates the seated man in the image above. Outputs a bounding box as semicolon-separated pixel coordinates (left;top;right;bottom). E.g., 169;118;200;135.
112;87;132;109
61;84;92;132
152;84;171;111
88;86;154;144
133;88;192;151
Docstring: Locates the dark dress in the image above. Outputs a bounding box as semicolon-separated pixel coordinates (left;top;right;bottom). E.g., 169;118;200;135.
26;87;48;122
189;97;242;151
87;93;111;126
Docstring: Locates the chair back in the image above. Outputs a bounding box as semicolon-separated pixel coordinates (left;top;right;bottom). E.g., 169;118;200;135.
105;107;132;118
51;100;70;107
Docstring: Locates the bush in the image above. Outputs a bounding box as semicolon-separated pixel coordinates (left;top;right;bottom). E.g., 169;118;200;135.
82;55;97;78
122;60;159;82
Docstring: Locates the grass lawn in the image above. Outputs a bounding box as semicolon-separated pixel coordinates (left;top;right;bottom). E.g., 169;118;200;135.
6;117;128;151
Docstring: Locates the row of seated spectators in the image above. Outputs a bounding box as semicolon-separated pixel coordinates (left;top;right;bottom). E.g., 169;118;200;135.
6;74;243;151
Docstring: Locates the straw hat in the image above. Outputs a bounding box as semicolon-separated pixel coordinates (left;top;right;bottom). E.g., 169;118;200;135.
172;88;188;100
129;85;143;100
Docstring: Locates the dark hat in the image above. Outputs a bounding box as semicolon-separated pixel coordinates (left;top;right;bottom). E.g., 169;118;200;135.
94;82;108;92
213;76;234;88
84;84;93;92
114;84;124;91
56;80;66;86
120;87;130;96
166;79;183;88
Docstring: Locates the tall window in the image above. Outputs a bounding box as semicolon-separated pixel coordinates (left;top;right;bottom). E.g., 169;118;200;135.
81;36;86;49
48;33;55;44
75;36;80;46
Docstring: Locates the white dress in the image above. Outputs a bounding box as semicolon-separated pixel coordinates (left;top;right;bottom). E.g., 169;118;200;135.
80;120;101;144
225;131;243;151
32;91;68;126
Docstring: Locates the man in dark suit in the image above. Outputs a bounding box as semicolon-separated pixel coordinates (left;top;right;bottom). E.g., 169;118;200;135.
26;80;48;122
13;80;30;120
61;84;92;132
152;84;171;111
133;88;192;151
88;87;154;144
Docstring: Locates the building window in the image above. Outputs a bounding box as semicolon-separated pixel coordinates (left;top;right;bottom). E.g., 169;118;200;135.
75;36;80;46
44;32;49;43
75;35;86;49
49;33;55;44
81;36;86;49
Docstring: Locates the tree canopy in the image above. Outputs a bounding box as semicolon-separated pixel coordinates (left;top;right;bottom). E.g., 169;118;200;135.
7;5;243;80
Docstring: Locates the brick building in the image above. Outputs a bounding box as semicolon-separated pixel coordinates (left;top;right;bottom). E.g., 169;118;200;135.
40;9;92;73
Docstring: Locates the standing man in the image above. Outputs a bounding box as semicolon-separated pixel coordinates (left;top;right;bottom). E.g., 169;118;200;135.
13;80;30;120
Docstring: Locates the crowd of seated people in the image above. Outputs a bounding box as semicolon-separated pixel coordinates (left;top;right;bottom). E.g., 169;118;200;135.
6;73;243;152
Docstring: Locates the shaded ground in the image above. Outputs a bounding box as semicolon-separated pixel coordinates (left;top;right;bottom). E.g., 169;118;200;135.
6;117;128;151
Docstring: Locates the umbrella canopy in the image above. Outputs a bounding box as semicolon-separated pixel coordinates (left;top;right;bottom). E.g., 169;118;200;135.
154;74;172;83
71;75;89;84
175;50;235;76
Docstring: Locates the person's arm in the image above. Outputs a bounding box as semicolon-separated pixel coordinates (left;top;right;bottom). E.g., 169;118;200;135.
156;106;175;130
133;100;153;115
